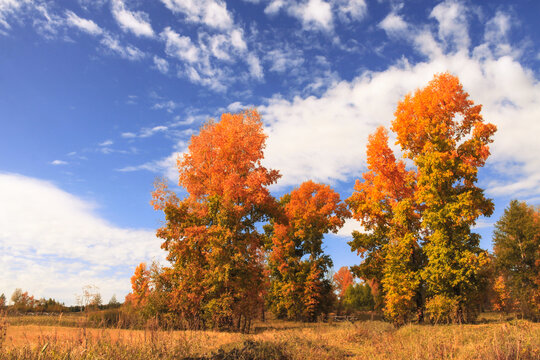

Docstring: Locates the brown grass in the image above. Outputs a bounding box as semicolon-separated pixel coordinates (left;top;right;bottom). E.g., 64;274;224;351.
2;315;539;359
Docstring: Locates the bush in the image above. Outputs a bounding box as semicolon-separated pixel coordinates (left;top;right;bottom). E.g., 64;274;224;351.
425;295;459;324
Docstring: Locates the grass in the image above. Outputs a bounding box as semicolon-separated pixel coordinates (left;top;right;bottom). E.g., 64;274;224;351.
1;314;539;359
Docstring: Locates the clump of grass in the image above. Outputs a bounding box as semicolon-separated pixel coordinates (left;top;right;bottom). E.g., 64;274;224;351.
210;340;288;360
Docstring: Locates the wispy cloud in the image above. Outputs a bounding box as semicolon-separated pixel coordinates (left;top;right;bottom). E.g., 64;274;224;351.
160;0;234;31
160;27;199;63
98;139;113;147
111;0;154;38
122;125;169;139
65;10;102;35
0;0;32;33
152;100;178;113
153;56;169;74
50;160;68;166
117;151;183;182
264;0;367;32
100;33;145;61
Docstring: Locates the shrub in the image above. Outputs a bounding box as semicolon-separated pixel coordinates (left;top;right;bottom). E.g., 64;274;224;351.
425;295;459;324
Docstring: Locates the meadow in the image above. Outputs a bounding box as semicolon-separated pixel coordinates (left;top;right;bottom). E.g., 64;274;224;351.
1;313;539;359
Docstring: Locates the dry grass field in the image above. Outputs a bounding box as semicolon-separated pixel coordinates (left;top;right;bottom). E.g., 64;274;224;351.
1;314;539;359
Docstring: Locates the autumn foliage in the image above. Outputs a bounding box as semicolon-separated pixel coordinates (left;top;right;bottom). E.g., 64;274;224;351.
266;181;348;321
150;110;281;331
348;73;496;325
334;266;354;300
125;263;151;308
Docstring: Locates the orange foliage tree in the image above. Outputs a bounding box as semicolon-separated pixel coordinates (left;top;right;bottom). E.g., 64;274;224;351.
266;180;349;321
347;126;422;325
152;109;280;331
334;266;354;299
125;262;151;308
348;73;496;325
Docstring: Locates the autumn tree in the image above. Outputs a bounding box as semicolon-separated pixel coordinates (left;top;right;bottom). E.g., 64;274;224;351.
348;73;496;325
493;200;540;319
11;289;36;313
125;262;151;308
347;127;422;325
266;180;349;321
334;266;354;299
0;294;5;309
152;109;280;331
395;73;496;323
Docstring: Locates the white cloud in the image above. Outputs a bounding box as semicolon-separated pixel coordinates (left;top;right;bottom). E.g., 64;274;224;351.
483;11;514;57
65;10;102;35
227;101;246;112
153;56;169;74
430;0;470;52
160;26;256;90
336;218;364;237
161;27;199;63
333;0;367;22
160;0;233;30
0;173;164;304
51;160;68;166
266;47;304;73
33;3;65;39
100;34;145;61
264;0;366;31
98;139;113;147
122;125;169;139
247;53;263;79
140;126;168;138
152;100;178;113
292;0;334;31
111;0;154;38
77;0;108;10
208;33;233;60
265;0;285;15
121;132;136;138
0;0;31;32
379;12;408;38
230;29;247;51
118;152;183;183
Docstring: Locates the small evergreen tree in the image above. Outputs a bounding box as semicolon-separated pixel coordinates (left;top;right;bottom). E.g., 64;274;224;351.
493;200;540;319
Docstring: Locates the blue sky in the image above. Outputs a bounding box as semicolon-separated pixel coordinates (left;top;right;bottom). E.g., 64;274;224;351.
1;0;539;305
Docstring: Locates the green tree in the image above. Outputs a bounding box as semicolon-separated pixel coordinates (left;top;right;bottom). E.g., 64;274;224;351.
108;295;120;308
342;283;374;313
493;200;540;319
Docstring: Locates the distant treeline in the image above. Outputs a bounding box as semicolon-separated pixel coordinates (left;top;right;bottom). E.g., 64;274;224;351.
0;289;121;314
